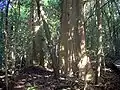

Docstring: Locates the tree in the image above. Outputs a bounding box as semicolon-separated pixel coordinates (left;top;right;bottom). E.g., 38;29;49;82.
4;0;10;89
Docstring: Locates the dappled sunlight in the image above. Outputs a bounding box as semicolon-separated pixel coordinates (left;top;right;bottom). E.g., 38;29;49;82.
78;56;89;69
86;73;93;81
1;0;120;89
34;26;40;33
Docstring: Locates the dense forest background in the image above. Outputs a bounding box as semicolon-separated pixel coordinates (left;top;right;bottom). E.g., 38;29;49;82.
0;0;120;90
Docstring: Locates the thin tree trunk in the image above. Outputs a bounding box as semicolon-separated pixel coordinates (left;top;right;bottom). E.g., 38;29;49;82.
30;0;36;65
4;0;10;89
95;0;103;84
77;0;87;79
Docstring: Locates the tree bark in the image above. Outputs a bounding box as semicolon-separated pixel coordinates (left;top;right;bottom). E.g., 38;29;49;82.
4;0;10;90
60;0;69;75
95;0;103;84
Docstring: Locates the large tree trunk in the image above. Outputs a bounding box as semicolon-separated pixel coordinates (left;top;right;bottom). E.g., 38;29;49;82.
68;0;80;77
60;0;69;75
60;0;91;79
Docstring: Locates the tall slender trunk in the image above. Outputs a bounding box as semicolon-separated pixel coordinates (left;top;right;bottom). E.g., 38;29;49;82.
95;0;102;84
77;0;87;80
4;0;10;89
30;0;37;65
60;0;69;75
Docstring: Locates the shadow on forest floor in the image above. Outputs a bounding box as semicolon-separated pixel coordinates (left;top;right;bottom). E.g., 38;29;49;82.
0;65;120;90
0;66;84;90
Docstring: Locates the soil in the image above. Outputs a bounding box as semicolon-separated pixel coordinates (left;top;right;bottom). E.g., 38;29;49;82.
0;65;120;90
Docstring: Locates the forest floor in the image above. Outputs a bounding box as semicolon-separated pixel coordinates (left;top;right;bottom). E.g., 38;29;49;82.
100;68;120;90
0;66;120;90
0;66;84;90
